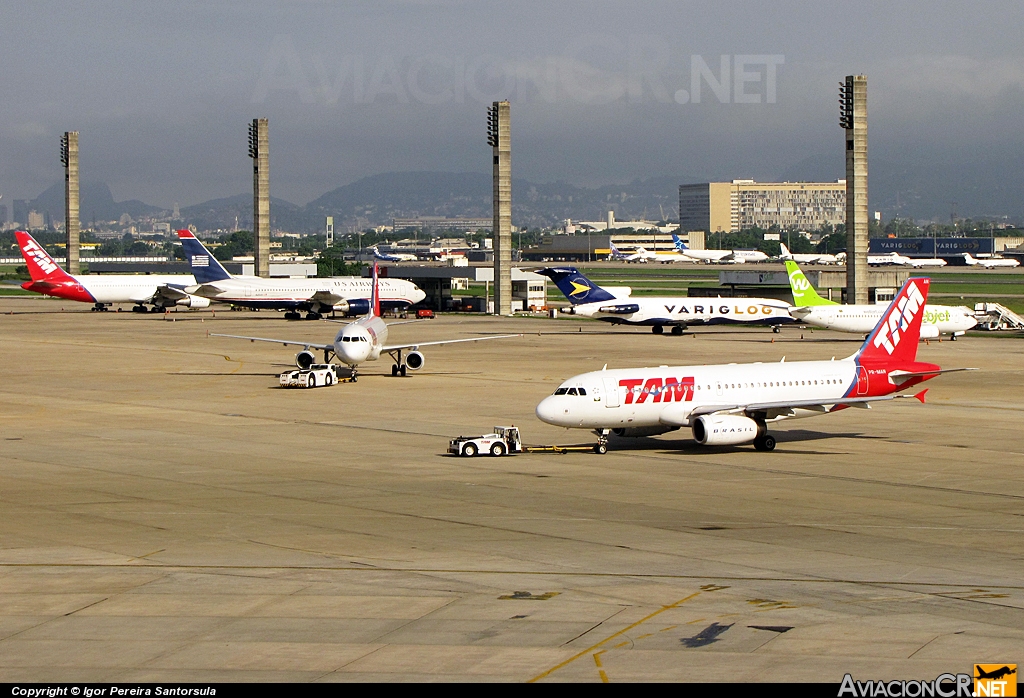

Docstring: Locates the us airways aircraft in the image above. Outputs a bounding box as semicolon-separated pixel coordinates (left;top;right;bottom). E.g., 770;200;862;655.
962;252;1020;269
785;261;975;338
539;267;793;335
537;277;968;451
178;231;425;319
672;234;769;264
212;263;519;378
16;230;205;312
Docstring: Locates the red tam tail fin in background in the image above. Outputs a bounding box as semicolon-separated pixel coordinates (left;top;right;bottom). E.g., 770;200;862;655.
856;278;931;365
15;231;75;283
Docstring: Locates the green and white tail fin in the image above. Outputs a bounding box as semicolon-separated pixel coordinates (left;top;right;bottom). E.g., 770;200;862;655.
785;260;837;306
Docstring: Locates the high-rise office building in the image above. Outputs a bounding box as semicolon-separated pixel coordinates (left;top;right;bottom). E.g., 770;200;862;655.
679;180;846;233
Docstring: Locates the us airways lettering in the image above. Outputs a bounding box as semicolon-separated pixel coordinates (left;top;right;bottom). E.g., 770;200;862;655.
23;239;60;275
619;377;695;404
873;281;925;355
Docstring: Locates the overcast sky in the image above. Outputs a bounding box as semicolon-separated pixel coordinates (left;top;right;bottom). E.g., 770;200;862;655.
3;1;1023;213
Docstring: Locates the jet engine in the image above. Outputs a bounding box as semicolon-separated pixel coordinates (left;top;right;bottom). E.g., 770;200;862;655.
405;350;425;371
333;299;370;316
295;350;315;370
175;295;211;309
611;426;677;438
920;323;939;339
597;304;640;315
692;414;760;446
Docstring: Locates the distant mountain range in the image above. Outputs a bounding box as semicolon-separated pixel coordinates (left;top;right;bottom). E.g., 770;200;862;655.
24;165;1024;233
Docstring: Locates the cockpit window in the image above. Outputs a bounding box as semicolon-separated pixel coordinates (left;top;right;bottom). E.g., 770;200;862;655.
567;388;578;395
554;388;568;395
577;388;587;396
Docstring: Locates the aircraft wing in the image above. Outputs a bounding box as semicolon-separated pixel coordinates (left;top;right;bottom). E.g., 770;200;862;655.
659;392;927;427
309;289;345;305
209;333;334;351
154;284;191;302
382;333;521;353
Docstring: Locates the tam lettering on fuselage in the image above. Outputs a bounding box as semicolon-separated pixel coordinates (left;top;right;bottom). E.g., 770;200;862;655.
619;377;695;404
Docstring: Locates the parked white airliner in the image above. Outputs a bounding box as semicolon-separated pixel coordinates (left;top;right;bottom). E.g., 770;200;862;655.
962;253;1020;269
539;266;793;335
212;264;519;379
777;242;840;265
784;261;976;338
672;234;769;264
536;277;968;452
16;230;205;312
179;231;425;319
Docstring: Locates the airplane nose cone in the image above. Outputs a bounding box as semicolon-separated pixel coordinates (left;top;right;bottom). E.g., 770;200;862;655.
535;396;566;425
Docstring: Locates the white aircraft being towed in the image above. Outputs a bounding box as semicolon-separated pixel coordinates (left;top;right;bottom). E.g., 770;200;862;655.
777;242;840;265
536;277;970;452
212;263;519;379
784;260;976;339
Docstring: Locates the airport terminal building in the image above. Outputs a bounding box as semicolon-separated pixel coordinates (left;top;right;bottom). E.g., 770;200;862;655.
679;180;847;232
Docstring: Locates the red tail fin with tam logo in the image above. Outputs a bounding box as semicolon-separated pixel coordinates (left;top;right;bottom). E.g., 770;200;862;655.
856;278;931;365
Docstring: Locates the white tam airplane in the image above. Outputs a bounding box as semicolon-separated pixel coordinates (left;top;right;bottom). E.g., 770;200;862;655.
16;230;206;312
962;252;1020;269
536;277;971;452
212;263;520;379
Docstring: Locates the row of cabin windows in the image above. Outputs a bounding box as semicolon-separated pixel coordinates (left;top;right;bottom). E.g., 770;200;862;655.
625;377;846;395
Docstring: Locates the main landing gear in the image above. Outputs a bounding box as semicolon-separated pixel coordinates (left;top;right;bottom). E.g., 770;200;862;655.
752;417;775;451
391;364;407;377
652;325;687;336
91;303;110;312
772;326;782;334
284;311;302;320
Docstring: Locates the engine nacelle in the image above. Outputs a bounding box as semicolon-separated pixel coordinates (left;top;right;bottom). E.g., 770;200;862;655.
612;426;677;438
333;298;370;316
920;323;939;339
597;304;640;315
295;350;315;370
176;295;211;309
405;350;425;370
692;414;761;446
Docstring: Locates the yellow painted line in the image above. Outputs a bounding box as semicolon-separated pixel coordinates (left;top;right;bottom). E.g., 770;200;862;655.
613;641;629;649
593;650;605;667
528;590;704;683
660;625;678;632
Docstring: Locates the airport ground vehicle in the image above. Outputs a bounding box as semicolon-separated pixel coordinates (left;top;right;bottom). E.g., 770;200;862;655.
448;426;609;455
279;364;344;388
449;426;524;456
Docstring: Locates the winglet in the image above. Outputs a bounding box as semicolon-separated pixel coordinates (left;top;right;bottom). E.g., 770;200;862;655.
914;389;928;404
